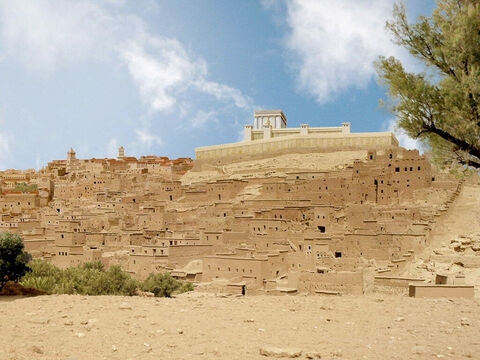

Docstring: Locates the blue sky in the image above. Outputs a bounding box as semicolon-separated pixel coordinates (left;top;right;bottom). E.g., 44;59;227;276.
0;0;436;170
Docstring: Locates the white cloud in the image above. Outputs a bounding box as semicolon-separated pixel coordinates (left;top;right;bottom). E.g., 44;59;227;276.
0;0;251;119
283;0;412;103
384;118;422;151
191;110;217;128
0;0;116;71
135;129;162;148
120;39;202;111
194;80;252;110
120;38;252;113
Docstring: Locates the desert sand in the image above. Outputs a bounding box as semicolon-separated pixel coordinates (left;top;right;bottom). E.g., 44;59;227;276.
1;293;479;360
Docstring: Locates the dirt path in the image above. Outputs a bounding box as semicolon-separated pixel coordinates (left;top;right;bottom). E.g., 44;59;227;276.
428;176;480;248
1;293;479;360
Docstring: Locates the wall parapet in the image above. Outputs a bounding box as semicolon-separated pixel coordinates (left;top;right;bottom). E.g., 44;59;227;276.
195;132;399;162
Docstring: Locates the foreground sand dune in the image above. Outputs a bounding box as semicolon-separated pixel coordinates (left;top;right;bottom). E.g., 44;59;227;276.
1;293;479;360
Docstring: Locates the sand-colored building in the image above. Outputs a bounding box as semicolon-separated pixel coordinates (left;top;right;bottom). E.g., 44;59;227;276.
0;110;467;295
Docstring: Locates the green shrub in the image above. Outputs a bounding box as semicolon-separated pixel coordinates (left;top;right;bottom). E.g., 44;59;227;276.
20;260;139;296
141;272;193;297
0;232;32;290
14;182;38;193
20;260;61;294
20;260;193;297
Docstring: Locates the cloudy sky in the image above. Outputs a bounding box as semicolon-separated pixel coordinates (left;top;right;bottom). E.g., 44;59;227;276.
0;0;435;170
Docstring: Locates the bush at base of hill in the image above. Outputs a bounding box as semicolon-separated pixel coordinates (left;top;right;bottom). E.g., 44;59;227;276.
20;260;193;297
142;272;194;298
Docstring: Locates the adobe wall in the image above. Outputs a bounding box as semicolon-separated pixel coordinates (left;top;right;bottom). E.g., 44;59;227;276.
409;285;474;298
298;271;364;295
195;132;399;165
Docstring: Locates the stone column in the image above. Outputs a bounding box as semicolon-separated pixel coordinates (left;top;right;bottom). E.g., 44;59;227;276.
263;124;272;139
342;122;351;134
244;124;253;141
300;124;309;135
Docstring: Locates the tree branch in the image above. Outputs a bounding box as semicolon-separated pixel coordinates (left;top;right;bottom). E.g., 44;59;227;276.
423;122;480;161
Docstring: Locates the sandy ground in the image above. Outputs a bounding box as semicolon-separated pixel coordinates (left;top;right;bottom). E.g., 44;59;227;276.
1;293;479;360
403;178;480;290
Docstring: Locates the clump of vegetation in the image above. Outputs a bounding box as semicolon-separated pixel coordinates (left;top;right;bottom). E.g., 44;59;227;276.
376;1;480;170
142;272;194;298
14;182;38;193
20;259;193;297
0;232;32;290
0;231;193;297
21;260;140;296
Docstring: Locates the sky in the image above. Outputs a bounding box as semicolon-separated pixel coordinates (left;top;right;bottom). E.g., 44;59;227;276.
0;0;436;170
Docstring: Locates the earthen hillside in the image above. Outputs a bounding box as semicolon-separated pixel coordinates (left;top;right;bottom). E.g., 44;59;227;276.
2;143;475;296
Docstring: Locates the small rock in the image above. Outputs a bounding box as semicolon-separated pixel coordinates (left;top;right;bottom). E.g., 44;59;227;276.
119;302;132;310
258;328;266;332
259;346;302;358
64;320;74;326
331;350;343;357
305;351;322;359
31;345;44;354
177;329;184;334
135;289;155;297
395;317;405;322
412;345;427;355
76;332;86;338
244;319;255;323
111;345;118;352
461;318;470;326
29;318;50;325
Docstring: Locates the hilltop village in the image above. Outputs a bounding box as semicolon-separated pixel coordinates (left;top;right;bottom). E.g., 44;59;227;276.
0;110;469;295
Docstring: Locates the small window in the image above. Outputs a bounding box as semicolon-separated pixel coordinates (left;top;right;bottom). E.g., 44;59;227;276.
335;251;342;258
395;167;400;172
318;226;326;233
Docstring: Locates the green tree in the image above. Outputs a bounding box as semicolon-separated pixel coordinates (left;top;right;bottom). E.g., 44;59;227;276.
142;272;192;297
0;232;31;289
376;0;480;169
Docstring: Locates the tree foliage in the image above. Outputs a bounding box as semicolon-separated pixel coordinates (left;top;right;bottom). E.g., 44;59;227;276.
376;0;480;169
21;260;140;296
20;260;193;297
0;232;31;289
141;272;192;298
14;182;38;193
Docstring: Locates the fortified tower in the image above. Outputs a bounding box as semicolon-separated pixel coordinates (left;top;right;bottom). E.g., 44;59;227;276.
118;146;125;160
67;148;76;164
